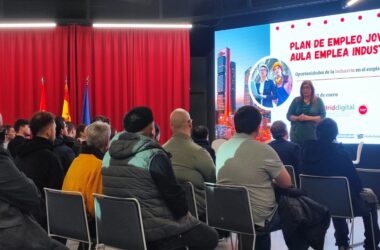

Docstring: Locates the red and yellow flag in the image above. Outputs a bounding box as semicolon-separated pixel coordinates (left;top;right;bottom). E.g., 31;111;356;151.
61;80;72;122
39;77;47;111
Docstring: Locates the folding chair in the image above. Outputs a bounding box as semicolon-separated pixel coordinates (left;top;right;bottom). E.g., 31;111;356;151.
356;168;380;208
93;194;147;250
204;182;256;250
353;141;364;165
284;165;297;188
183;181;199;219
44;188;92;250
300;174;376;249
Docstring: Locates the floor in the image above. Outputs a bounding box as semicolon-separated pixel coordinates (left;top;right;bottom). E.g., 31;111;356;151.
66;210;379;250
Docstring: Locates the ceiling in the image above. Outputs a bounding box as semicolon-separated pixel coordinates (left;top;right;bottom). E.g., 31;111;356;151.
0;0;379;55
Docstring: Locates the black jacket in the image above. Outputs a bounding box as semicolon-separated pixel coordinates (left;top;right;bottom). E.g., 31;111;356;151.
193;139;216;163
278;189;331;250
53;136;75;174
15;136;64;197
269;138;301;184
7;135;27;159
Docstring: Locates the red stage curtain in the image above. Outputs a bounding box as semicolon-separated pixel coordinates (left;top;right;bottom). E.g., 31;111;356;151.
0;27;69;123
0;25;190;142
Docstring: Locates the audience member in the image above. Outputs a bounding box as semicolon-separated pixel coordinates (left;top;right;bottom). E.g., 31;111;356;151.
8;119;30;158
192;125;216;163
15;112;64;228
154;123;161;142
0;143;67;249
63;122;82;156
2;125;16;149
66;122;76;138
91;115;110;124
62;121;110;217
216;105;292;250
76;124;87;144
269;120;301;186
53;117;75;174
301;118;380;250
0;113;4;144
102;107;218;250
164;109;216;220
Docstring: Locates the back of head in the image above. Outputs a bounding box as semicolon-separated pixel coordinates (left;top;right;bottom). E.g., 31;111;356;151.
14;119;29;133
86;121;111;152
92;115;110;125
30;112;55;137
55;116;66;137
76;124;86;138
123;106;154;134
170;108;191;133
192;125;209;140
317;118;338;142
234;106;262;134
270;120;287;140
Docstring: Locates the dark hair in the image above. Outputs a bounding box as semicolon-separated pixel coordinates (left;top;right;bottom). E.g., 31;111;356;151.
154;123;160;138
14;119;29;133
317;118;338;142
234;106;262;134
123;107;154;132
66;122;75;133
270;120;287;140
30;112;55;137
300;80;315;103
55;116;66;137
92;115;110;125
192;125;209;140
76;124;86;139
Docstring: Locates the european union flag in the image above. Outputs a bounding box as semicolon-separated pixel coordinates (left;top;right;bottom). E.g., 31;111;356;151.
82;84;91;125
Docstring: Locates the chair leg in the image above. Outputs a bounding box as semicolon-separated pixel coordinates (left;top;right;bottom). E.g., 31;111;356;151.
369;212;376;250
349;218;355;248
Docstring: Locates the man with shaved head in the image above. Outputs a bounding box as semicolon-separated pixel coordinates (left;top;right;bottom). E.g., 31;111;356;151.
164;108;215;221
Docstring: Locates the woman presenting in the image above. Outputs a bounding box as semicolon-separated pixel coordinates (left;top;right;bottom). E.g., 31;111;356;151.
286;80;326;146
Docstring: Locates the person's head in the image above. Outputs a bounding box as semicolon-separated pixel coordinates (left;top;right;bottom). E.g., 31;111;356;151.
66;122;76;138
92;115;110;125
14;119;31;137
170;108;192;136
270;120;288;140
192;125;209;141
234;106;262;136
154;123;160;142
300;80;315;100
55;116;68;138
76;124;87;140
259;64;269;79
4;125;16;141
317;118;338;142
86;121;111;153
123;106;154;138
272;62;283;77
30;112;56;142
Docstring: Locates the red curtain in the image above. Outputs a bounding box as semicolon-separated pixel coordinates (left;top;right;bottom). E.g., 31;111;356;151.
0;25;190;142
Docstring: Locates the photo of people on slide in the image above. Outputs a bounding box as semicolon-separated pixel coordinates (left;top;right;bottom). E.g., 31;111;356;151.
249;58;293;110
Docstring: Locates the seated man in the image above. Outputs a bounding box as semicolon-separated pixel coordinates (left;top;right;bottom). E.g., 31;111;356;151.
0;133;67;249
268;120;301;186
164;109;216;220
62;121;110;218
102;107;218;250
53;117;75;175
301;118;380;250
192;125;216;163
216;106;292;250
8;119;30;158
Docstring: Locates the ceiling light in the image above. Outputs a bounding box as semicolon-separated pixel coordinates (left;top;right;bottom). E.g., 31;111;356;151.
93;23;192;29
0;23;56;28
342;0;362;9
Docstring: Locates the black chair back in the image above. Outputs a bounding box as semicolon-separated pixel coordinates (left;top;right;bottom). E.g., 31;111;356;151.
94;194;147;250
204;182;254;235
44;188;91;245
356;168;380;204
284;165;297;188
299;175;354;218
183;181;198;219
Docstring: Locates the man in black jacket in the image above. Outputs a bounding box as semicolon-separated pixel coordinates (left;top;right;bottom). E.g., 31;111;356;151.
0;128;67;249
53;116;75;174
15;112;64;228
301;118;380;250
8;118;30;158
102;107;218;250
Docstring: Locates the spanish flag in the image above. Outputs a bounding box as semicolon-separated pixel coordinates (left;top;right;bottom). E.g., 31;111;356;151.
39;77;47;111
61;80;72;122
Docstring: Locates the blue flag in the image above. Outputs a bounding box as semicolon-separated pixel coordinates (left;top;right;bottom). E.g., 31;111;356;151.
82;84;91;125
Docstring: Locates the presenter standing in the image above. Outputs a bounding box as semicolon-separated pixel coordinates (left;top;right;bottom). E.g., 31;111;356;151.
286;80;326;146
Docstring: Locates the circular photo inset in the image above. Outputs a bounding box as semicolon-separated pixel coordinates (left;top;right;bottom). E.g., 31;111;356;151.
248;57;293;110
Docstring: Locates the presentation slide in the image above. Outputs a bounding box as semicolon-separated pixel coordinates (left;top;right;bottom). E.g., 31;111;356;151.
215;9;380;144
